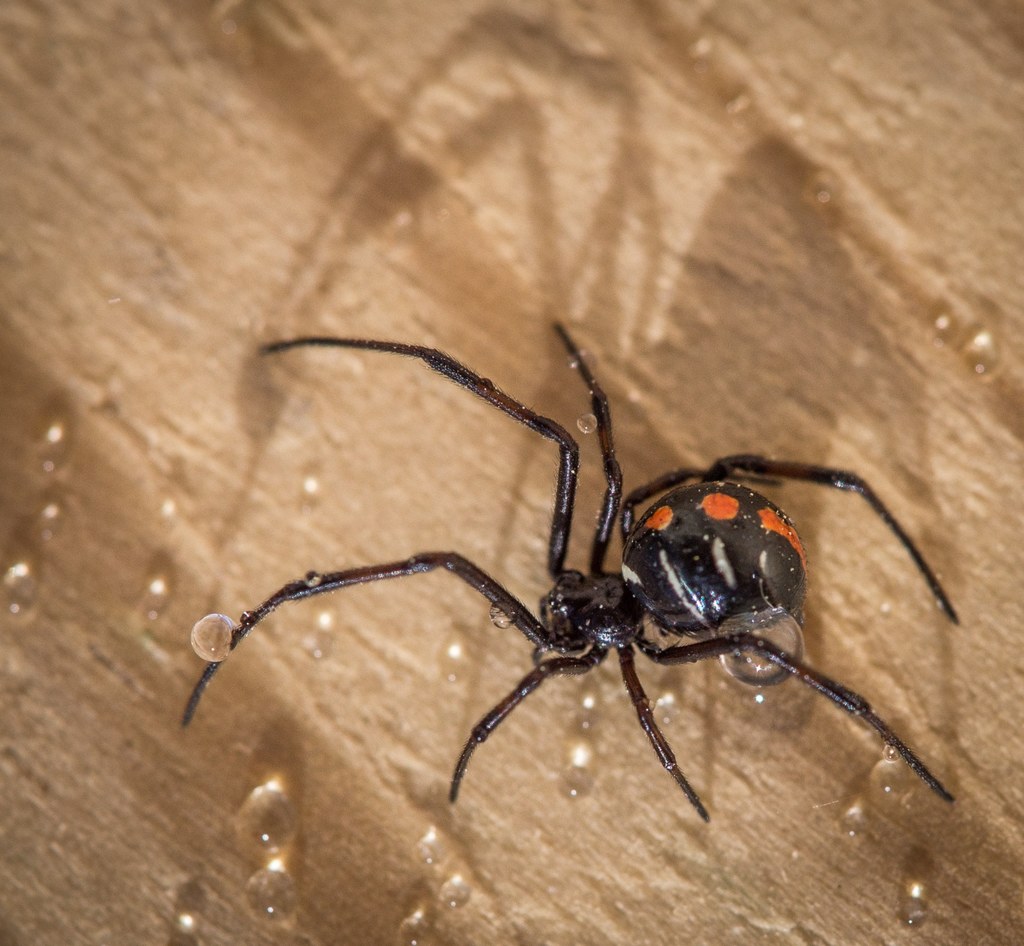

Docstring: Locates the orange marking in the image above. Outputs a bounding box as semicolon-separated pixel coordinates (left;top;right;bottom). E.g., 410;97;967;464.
645;505;674;530
700;492;740;520
758;508;806;568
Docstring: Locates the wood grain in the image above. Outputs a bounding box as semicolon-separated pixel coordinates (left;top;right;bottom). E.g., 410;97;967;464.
1;2;1022;943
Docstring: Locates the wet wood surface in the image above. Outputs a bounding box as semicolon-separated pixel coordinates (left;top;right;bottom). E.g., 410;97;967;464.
1;2;1022;943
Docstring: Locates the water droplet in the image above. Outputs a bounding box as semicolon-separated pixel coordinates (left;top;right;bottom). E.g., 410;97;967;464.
171;878;206;944
38;414;71;474
160;497;178;521
441;636;465;683
438;873;471;909
397;907;430;945
302;614;333;660
867;752;916;808
237;779;298;856
4;558;37;617
719;608;804;687
840;797;867;840
190;614;233;662
37;496;62;542
245;861;296;922
576;413;597;434
805;169;841;207
562;738;595;798
300;472;320;512
416;826;446;866
898;878;928;926
574;690;600;732
960;324;998;377
142;573;171;621
488;603;512;628
931;306;959;348
654;689;681;727
568;739;593;768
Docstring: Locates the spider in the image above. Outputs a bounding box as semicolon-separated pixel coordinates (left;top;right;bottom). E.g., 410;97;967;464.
184;323;957;821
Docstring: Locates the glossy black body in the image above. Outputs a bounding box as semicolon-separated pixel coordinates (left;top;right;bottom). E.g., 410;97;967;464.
623;482;807;636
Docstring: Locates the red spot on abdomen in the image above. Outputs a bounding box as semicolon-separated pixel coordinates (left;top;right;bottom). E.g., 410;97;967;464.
758;508;806;567
700;492;740;520
645;505;674;530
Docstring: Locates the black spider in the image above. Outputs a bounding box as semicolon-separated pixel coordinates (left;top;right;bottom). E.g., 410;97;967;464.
184;324;957;821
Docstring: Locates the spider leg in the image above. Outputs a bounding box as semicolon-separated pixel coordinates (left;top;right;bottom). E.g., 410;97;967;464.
553;324;622;575
263;337;580;578
449;648;606;802
702;455;957;623
641;634;954;802
182;552;548;726
620;467;705;538
618;645;710;821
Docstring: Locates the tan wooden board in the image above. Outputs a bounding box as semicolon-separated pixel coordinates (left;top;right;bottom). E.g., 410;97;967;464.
1;2;1022;943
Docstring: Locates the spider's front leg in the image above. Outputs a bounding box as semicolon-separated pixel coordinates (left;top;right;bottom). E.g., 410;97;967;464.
182;552;547;725
262;336;582;578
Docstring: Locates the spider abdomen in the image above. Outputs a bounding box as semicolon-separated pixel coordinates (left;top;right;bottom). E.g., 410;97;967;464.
621;482;807;636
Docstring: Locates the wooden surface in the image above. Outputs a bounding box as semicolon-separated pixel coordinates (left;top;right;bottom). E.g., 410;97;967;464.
2;2;1022;944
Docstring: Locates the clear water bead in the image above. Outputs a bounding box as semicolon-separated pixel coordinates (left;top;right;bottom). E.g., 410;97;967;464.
576;413;598;434
562;738;595;798
4;559;37;617
416;826;446;866
719;608;804;687
962;325;999;377
442;636;466;683
237;779;297;855
839;797;867;841
397;907;429;946
868;752;916;808
488;604;512;628
38;416;70;474
245;862;296;922
899;879;929;926
38;498;62;541
574;690;599;732
190;613;234;662
654;689;681;727
142;573;171;621
438;873;471;909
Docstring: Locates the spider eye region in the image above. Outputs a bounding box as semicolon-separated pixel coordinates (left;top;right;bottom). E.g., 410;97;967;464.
622;482;807;635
